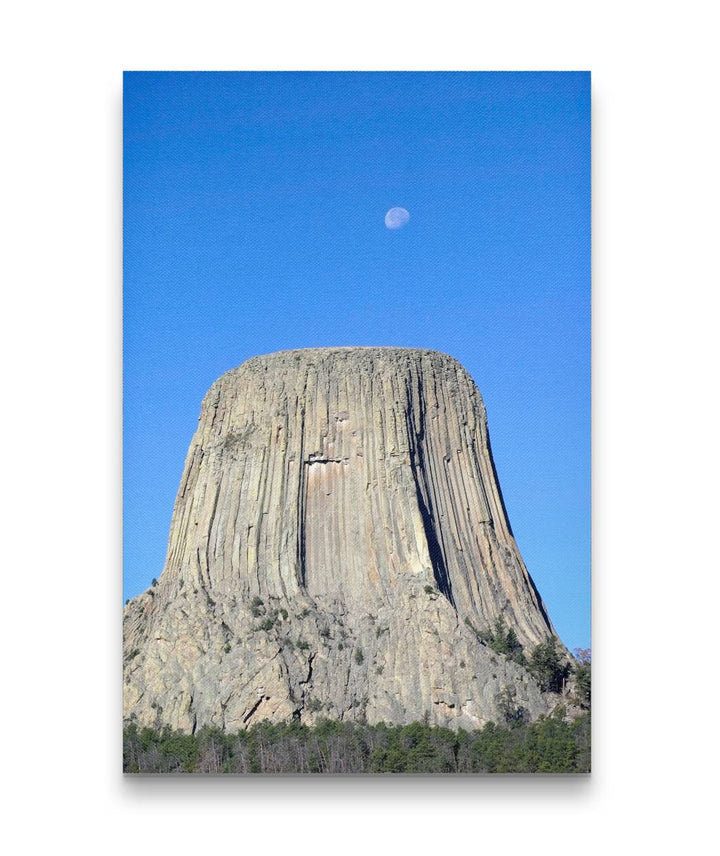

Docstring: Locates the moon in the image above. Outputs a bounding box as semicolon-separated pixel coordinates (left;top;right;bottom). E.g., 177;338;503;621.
385;207;410;229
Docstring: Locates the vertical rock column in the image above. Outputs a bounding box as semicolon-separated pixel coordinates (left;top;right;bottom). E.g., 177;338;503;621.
154;347;554;646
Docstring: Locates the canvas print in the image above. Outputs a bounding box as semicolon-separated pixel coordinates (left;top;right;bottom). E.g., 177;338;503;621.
123;72;591;774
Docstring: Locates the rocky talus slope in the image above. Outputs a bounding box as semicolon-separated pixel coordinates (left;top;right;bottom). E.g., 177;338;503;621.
124;348;564;732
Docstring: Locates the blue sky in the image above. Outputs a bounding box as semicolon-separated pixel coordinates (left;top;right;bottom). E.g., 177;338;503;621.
124;71;590;651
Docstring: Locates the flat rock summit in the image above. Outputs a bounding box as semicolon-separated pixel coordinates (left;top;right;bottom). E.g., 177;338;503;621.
124;347;567;732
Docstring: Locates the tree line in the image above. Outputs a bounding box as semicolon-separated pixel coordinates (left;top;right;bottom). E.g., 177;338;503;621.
124;708;590;774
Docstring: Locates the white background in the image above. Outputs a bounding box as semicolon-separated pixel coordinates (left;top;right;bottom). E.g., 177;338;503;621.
2;1;716;852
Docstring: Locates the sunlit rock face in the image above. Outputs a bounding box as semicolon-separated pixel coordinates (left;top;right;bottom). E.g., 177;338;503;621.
124;347;560;733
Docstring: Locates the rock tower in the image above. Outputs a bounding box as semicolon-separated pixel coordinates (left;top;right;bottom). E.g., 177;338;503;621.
124;347;562;732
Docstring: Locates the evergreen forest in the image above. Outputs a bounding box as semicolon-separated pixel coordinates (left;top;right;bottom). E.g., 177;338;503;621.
123;707;590;774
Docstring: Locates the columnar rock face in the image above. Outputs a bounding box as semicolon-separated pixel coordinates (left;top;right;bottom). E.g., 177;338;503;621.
124;347;562;732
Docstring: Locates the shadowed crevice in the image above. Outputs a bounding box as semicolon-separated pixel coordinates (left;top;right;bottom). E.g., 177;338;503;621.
414;473;454;605
298;468;307;588
406;370;455;607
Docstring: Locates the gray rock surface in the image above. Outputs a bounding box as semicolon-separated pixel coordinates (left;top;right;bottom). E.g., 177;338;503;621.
124;347;564;731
